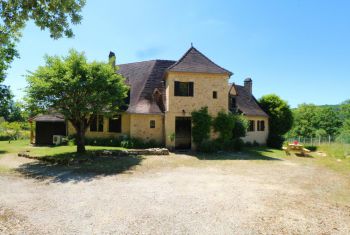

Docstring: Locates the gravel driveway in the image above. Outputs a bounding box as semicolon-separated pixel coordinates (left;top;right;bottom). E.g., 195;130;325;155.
0;153;349;234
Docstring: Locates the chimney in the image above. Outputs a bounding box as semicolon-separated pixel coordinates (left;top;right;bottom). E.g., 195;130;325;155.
109;51;116;69
244;78;252;95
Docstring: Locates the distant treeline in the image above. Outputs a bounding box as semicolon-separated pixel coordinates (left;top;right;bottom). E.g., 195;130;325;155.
288;100;350;142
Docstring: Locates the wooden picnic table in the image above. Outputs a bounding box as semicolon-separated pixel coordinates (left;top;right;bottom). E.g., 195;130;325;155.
283;144;311;156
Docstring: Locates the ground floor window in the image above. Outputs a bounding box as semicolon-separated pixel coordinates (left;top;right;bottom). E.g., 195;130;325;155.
248;120;255;132
257;120;265;131
90;115;104;132
109;115;122;133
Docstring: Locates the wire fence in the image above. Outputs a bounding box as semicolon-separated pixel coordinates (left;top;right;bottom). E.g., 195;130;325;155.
286;136;348;146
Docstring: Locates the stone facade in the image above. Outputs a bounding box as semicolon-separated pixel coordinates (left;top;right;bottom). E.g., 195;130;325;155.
164;72;229;149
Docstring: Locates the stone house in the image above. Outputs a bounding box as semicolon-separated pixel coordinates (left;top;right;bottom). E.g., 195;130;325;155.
32;47;269;149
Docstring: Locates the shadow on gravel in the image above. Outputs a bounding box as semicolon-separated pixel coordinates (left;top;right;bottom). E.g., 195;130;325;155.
15;152;144;183
180;148;282;161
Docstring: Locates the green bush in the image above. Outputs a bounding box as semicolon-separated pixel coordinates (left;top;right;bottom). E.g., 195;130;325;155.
232;115;248;138
198;140;220;153
304;145;317;151
70;135;163;149
212;111;235;141
232;138;244;151
267;133;285;149
191;107;212;147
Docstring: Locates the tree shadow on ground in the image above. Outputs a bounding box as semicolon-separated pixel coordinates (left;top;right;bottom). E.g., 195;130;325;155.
0;150;7;155
15;151;144;183
180;147;282;161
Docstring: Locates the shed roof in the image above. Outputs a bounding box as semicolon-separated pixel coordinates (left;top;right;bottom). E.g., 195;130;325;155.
33;114;65;122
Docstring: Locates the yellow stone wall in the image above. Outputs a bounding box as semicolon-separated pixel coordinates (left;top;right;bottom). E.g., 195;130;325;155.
129;114;164;144
67;113;130;138
164;72;230;149
242;116;269;145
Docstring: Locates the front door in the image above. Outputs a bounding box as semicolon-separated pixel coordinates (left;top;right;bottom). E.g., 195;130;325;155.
175;117;191;149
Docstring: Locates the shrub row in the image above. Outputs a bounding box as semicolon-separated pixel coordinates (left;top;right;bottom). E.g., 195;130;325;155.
67;135;163;149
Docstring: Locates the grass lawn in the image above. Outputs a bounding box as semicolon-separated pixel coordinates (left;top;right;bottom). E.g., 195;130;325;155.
0;140;125;156
1;140;350;175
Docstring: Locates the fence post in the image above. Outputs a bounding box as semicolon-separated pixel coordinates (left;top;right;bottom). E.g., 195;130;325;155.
328;135;331;144
311;136;313;146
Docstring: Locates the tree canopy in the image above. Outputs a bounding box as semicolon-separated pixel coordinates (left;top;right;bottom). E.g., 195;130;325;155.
26;50;128;153
0;0;85;82
259;94;293;148
259;94;293;136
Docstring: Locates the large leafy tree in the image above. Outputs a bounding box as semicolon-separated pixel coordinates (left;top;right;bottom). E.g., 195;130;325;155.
259;94;293;148
0;0;85;102
26;50;128;153
290;104;342;137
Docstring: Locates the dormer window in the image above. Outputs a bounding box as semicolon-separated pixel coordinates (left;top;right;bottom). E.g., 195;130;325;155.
230;96;237;111
174;81;193;97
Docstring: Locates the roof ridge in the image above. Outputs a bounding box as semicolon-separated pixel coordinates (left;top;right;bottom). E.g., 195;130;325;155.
117;59;176;66
166;46;233;75
166;46;195;70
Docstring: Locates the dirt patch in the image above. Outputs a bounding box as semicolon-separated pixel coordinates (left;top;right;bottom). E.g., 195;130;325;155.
0;154;349;234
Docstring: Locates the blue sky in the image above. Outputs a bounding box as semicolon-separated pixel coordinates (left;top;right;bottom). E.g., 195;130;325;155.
4;0;350;107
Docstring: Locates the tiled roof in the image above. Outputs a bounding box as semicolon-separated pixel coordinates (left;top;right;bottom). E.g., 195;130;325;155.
234;85;269;117
167;47;232;75
117;60;175;114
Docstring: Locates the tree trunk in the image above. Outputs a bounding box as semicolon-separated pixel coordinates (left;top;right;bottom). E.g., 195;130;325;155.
75;122;86;153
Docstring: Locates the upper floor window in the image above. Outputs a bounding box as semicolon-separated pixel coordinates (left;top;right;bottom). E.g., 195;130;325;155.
109;115;122;133
150;120;155;128
257;120;265;131
248;120;255;132
90;115;104;132
174;81;193;97
213;91;217;99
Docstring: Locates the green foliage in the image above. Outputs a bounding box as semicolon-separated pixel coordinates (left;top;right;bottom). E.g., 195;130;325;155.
71;136;162;149
0;98;26;122
340;100;350;121
26;50;129;153
304;145;317;151
0;0;86;82
198;140;219;153
259;94;293;148
232;115;248;138
259;94;293;136
191;107;212;147
0;85;12;117
212;111;235;141
266;133;285;149
290;104;342;137
0;121;21;142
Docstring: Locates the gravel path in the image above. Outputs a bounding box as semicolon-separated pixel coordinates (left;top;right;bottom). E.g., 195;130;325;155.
0;154;349;234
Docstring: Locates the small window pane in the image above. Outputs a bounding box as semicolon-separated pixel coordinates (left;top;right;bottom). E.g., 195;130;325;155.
90;115;97;132
248;120;255;132
98;115;104;132
213;91;217;99
257;120;265;131
150;120;155;128
109;115;122;133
